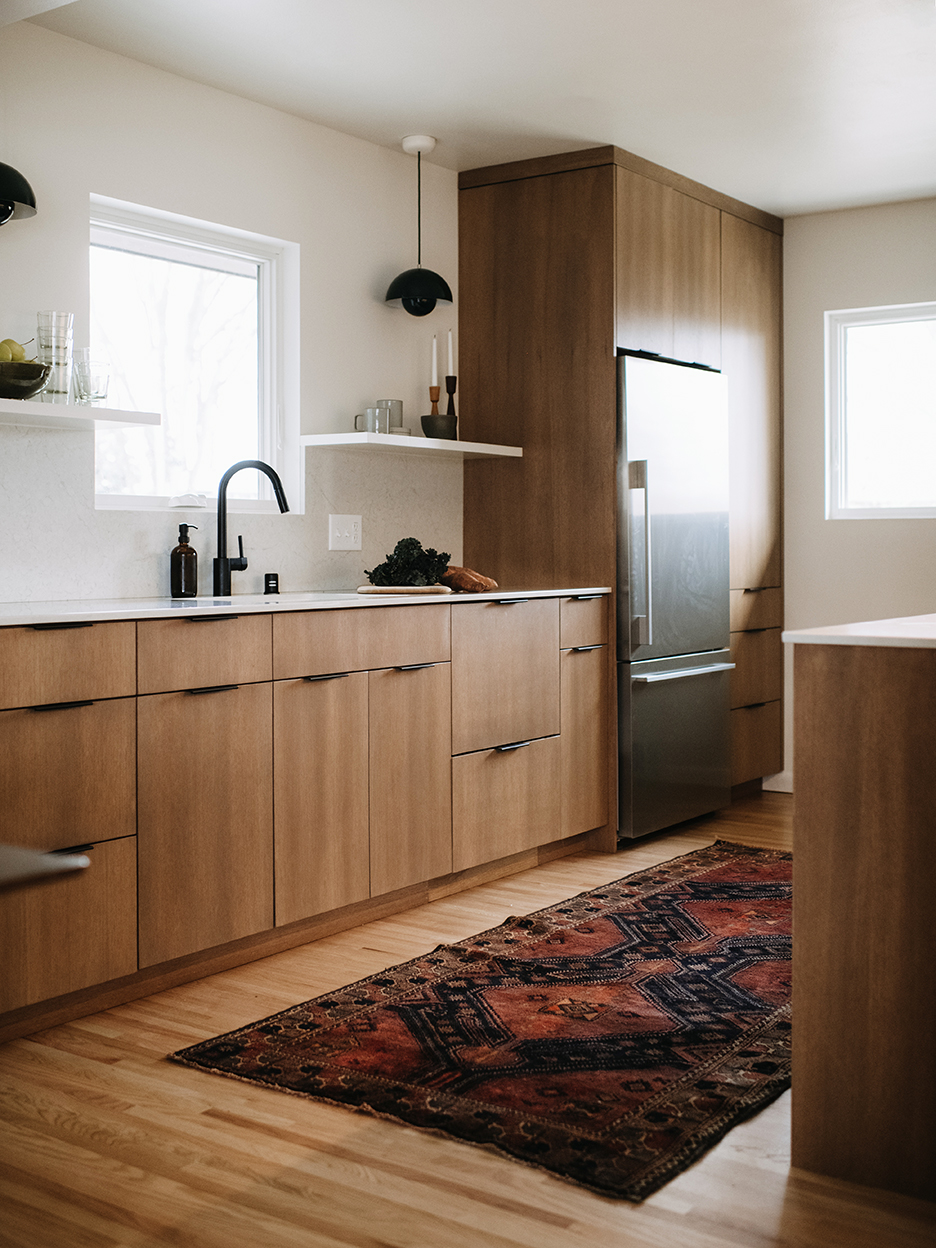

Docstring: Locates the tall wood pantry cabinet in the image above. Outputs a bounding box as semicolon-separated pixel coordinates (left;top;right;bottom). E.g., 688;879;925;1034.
457;145;783;802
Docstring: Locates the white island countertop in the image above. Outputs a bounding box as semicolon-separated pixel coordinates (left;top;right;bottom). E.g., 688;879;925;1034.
783;612;936;649
0;587;611;628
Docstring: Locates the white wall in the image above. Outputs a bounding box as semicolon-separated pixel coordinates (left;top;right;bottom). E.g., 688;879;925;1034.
0;21;462;601
781;196;936;784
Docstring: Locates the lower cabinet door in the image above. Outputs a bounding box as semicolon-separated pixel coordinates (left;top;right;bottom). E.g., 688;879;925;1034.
0;836;137;1012
369;663;452;895
560;645;609;838
273;672;370;924
137;682;274;967
452;735;561;872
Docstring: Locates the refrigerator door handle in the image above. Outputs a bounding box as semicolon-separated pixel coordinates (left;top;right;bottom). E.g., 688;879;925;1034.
632;661;735;684
628;459;652;648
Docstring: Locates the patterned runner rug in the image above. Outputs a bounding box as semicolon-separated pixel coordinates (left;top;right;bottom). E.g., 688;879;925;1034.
170;840;792;1200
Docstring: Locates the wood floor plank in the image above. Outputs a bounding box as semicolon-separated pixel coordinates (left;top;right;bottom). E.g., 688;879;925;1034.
2;792;935;1248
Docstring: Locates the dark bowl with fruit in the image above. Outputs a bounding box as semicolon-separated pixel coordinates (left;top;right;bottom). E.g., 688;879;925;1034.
0;361;52;400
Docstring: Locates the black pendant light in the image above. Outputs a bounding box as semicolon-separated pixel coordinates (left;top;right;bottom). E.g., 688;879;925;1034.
386;135;453;317
0;162;36;227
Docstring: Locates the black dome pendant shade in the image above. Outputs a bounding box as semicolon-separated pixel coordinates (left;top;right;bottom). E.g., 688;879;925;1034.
386;136;452;317
0;162;37;227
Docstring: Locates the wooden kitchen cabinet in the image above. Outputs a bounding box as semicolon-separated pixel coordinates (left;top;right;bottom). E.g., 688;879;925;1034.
137;681;274;966
559;593;608;650
0;592;612;1040
453;736;560;872
273;672;370;925
0;697;136;851
0;835;137;1012
369;662;452;895
451;598;560;754
723;213;783;595
137;613;272;694
730;628;783;708
615;166;721;367
0;619;135;707
273;603;450;679
560;643;609;839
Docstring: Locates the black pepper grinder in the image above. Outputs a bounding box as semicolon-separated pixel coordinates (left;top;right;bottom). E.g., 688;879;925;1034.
170;524;199;598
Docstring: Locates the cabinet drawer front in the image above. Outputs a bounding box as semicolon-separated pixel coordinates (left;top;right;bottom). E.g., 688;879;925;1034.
731;700;782;785
273;673;370;924
0;621;135;709
0;698;136;852
137;682;273;966
729;587;783;632
137;613;272;693
0;835;137;1012
730;627;782;708
452;599;560;754
453;736;561;872
559;595;608;649
273;605;451;679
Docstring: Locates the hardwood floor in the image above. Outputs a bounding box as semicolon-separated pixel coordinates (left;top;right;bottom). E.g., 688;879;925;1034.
1;791;934;1248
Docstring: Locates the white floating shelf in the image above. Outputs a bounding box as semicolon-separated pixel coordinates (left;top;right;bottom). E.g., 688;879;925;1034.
300;432;522;459
0;397;160;431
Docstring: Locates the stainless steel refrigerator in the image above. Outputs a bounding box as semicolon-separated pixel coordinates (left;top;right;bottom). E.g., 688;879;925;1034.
616;351;733;839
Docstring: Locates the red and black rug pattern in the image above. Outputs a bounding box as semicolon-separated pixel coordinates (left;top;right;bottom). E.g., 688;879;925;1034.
170;841;792;1200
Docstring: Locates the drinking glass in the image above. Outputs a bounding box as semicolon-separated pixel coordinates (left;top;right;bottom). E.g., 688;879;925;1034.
74;360;109;405
36;311;74;396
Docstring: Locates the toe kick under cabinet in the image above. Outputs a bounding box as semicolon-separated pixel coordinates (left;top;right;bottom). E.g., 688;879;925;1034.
0;590;611;1038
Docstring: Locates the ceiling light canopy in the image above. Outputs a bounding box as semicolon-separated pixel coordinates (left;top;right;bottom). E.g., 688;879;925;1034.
385;135;452;317
0;162;36;227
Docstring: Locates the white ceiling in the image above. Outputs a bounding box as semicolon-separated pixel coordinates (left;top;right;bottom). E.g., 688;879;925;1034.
22;0;936;217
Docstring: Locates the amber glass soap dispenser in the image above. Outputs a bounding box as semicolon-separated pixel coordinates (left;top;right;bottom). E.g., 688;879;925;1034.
170;523;199;598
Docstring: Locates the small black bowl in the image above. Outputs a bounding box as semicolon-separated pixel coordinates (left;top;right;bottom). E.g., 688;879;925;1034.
421;414;457;440
0;361;52;400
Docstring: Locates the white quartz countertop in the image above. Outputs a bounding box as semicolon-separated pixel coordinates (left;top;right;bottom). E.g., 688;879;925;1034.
0;587;611;628
782;613;936;649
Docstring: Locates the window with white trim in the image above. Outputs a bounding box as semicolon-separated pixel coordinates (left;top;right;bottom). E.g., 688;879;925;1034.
91;196;300;512
826;301;936;519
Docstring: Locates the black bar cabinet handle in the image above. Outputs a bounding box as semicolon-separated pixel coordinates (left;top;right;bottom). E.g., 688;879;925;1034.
572;645;603;652
186;614;239;622
395;663;436;671
187;684;239;695
30;622;94;631
30;700;95;712
495;740;533;752
304;672;350;682
574;594;603;600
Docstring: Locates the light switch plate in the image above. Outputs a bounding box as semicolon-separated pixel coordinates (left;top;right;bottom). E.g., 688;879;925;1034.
329;514;362;551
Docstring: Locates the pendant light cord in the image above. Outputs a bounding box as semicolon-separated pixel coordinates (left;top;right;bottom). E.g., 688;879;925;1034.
417;150;422;267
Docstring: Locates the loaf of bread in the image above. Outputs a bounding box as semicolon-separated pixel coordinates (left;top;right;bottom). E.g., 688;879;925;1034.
441;566;499;593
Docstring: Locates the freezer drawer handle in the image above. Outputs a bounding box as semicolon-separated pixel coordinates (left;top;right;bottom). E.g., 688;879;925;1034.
628;459;652;647
632;661;735;684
